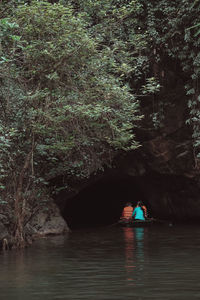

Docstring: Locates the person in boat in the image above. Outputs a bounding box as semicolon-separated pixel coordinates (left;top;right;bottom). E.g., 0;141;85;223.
121;202;133;220
140;202;148;218
132;201;145;221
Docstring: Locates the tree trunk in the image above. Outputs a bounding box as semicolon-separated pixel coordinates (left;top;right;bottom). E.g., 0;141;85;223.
13;150;32;248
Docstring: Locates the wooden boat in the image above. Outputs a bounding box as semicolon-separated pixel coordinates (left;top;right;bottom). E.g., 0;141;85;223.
118;218;158;227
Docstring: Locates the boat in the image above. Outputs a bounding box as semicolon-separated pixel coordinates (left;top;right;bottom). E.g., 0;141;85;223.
118;218;158;227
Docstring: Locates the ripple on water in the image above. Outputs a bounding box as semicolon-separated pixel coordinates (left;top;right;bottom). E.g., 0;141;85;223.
1;225;200;299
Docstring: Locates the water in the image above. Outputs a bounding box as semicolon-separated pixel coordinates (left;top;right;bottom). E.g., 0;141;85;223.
1;224;200;299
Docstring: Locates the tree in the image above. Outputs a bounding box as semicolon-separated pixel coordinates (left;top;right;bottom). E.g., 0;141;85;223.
0;0;142;247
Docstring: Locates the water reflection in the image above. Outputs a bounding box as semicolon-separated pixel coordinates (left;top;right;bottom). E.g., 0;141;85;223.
135;228;144;261
1;226;200;299
123;227;146;285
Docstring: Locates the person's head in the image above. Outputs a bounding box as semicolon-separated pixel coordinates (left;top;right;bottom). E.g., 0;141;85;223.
126;202;132;207
137;201;142;207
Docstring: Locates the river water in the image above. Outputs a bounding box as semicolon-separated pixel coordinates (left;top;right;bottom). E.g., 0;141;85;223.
1;224;200;300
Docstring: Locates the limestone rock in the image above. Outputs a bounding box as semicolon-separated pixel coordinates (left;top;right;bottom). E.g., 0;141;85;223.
29;202;69;237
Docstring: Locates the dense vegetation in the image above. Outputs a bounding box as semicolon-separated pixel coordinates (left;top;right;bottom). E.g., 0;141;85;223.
0;0;200;247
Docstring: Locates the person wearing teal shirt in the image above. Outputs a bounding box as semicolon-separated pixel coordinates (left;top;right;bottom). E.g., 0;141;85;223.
132;202;145;220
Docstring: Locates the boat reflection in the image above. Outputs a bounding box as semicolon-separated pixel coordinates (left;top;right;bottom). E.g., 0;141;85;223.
135;227;144;261
123;226;147;284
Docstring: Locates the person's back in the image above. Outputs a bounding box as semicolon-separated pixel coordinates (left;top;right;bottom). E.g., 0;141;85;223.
132;204;145;220
141;204;148;218
121;203;133;220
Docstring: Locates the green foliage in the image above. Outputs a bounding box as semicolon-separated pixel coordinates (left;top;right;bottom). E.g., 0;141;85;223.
0;0;142;207
142;78;161;95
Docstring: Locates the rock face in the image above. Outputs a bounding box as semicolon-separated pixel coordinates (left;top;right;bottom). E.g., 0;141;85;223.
113;94;200;221
27;202;69;237
54;124;200;224
0;202;69;250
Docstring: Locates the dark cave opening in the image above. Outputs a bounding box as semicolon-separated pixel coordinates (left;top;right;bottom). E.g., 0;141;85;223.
57;174;153;229
53;170;200;230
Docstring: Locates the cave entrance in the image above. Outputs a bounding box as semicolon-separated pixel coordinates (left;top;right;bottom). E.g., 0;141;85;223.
53;170;200;229
60;174;150;229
